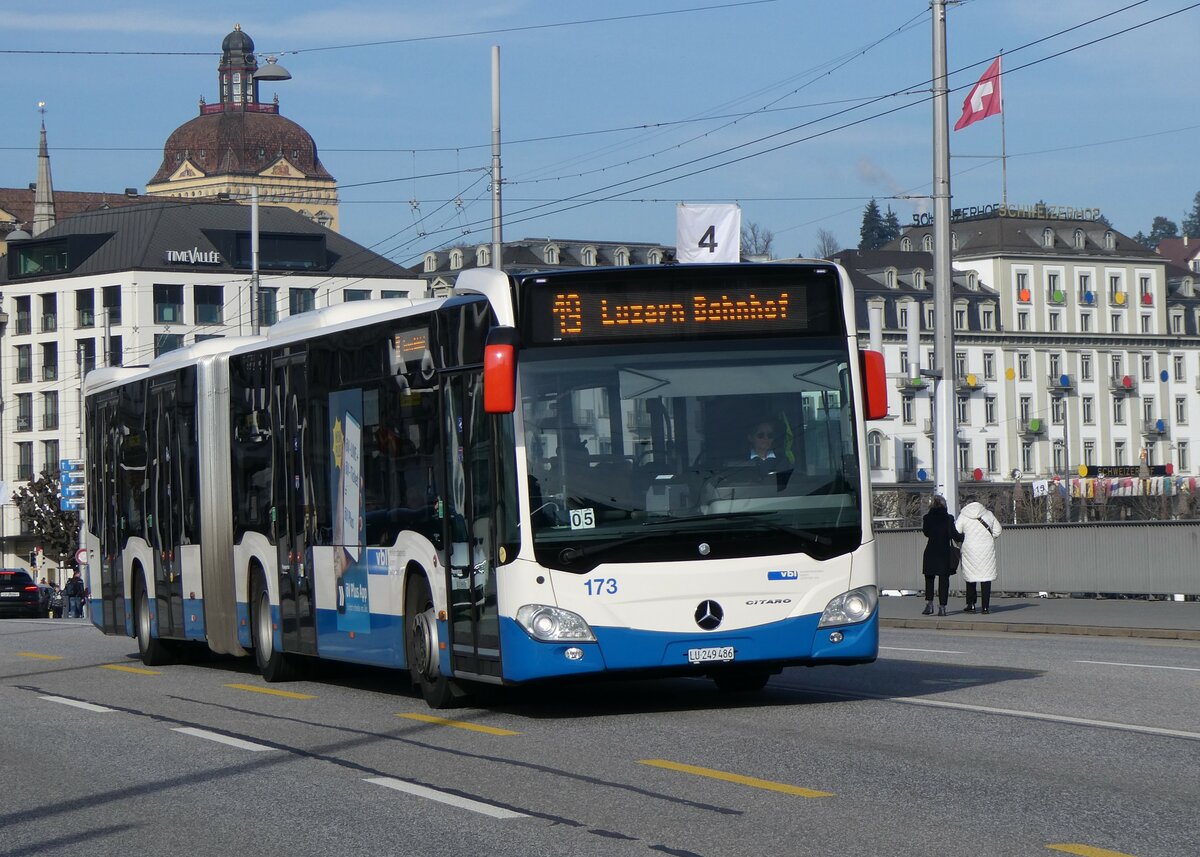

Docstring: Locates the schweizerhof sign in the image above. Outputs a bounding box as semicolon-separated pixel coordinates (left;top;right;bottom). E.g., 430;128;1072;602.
164;247;222;265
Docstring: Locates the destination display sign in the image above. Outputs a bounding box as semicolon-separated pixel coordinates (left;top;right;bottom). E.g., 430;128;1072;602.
1078;464;1171;478
523;270;840;344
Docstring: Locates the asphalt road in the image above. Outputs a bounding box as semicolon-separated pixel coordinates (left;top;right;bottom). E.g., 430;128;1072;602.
2;617;1196;857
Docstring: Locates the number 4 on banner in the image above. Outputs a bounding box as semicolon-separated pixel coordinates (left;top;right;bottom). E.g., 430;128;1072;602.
676;203;741;263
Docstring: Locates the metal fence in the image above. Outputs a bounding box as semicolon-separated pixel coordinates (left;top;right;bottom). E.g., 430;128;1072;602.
874;521;1200;596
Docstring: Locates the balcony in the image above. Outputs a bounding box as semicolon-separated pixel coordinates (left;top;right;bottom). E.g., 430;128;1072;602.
1048;373;1075;392
956;373;984;392
15;415;31;432
14;313;31;335
1142;418;1170;436
43;414;59;430
41;313;57;333
895;376;928;393
1109;374;1137;395
42;365;58;382
77;309;95;328
1019;417;1047;435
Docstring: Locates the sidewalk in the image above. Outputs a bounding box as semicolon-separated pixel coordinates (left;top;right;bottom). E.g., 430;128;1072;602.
879;595;1200;641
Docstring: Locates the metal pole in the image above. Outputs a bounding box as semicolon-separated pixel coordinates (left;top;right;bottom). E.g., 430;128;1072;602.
932;0;959;513
490;46;503;271
251;187;260;336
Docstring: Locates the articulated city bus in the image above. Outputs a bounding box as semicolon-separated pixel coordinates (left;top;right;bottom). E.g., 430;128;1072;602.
83;263;887;707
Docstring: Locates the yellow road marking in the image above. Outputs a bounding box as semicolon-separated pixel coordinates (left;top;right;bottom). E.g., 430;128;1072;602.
396;713;520;735
18;652;63;660
639;759;834;798
1048;845;1138;857
224;683;317;700
101;664;161;675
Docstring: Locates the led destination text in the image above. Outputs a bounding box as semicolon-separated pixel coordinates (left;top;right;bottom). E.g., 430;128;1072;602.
551;290;794;337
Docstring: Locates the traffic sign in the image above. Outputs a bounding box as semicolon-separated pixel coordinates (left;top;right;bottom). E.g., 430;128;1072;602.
60;496;85;511
75;547;88;565
60;458;84;472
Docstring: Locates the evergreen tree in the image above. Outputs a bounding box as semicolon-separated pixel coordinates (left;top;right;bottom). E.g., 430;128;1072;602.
883;207;902;244
1182;190;1200;238
859;199;888;251
12;471;81;571
1147;216;1179;248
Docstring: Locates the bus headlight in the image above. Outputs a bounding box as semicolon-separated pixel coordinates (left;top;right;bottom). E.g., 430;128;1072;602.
817;585;878;628
516;604;596;642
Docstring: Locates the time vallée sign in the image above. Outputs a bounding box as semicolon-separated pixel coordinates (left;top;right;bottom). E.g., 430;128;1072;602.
164;247;223;265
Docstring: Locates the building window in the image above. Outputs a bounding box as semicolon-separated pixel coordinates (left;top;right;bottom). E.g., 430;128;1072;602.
1021;441;1034;473
867;431;883;469
1173;354;1185;381
1080;354;1092;381
288;288;316;316
42;391;58;431
42;439;59;476
922;234;933;252
1083;441;1095;467
1053;441;1065;474
16;394;32;432
1177;396;1188;425
957;442;970;473
899;349;909;375
1019;395;1032;422
103;285;122;324
17;442;33;482
1141;354;1154;381
153;283;184;324
967;271;977;289
1171;312;1184;334
1140;275;1151;301
1179;441;1190;472
647;249;663;264
1043;227;1055;248
955;352;967;377
1051;397;1065;424
1048;353;1061;377
155;333;184;357
194;285;224;325
344;289;371;302
1110;314;1121;333
258;288;278;327
981;307;994;330
902;398;914;425
1143;396;1154;423
913;269;925;289
41;294;58;333
381;290;408;300
898;306;909;330
1114;440;1126;465
957;395;969;424
1049;312;1060;331
423;253;437;273
1078;272;1091;301
1113;397;1125;424
983;351;995;380
1018;311;1029;331
1018;352;1030;380
544;244;560;265
986;441;998;473
1080;312;1092;332
954;307;966;329
925;305;935;328
615;247;629;266
41;343;57;382
985;396;997;424
1111;353;1124;378
582;247;597;266
449;248;463;270
1082;396;1094;424
1109;273;1122;301
900;237;912;252
476;246;490;267
1104;231;1115;250
1141;314;1152;333
76;289;96;328
902;442;916;476
1074;229;1086;249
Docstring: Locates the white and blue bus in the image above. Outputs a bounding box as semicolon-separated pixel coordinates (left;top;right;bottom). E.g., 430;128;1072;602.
83;262;888;707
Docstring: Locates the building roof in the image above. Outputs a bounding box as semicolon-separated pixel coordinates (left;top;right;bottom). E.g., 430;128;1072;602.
1156;236;1200;269
1;200;411;284
889;214;1158;260
0;187;150;232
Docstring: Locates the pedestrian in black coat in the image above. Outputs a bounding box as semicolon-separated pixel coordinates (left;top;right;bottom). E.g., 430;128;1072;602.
921;495;962;616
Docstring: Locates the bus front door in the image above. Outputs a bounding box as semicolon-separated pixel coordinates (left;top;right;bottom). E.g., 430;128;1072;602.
273;356;317;656
440;372;502;682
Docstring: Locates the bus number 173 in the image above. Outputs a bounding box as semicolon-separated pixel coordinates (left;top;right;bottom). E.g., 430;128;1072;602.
584;578;618;596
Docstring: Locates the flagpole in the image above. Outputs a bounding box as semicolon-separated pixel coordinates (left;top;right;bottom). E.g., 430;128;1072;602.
999;51;1007;208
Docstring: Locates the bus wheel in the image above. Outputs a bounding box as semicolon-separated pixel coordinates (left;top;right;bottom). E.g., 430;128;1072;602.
711;667;772;694
405;574;465;709
251;583;298;682
135;575;174;667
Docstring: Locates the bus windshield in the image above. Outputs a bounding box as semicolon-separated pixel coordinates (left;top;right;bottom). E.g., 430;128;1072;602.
520;337;863;570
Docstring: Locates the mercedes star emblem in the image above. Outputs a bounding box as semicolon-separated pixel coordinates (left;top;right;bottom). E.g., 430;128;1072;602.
694;600;723;630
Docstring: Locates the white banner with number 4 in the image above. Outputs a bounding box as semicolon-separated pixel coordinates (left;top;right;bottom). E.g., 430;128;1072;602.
676;203;741;263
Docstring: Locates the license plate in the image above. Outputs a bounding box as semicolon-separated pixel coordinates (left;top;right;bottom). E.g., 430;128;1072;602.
687;646;735;664
0;592;19;598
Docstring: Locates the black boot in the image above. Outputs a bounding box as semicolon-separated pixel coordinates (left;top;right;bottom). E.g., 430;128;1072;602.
922;601;934;615
937;605;947;616
963;604;976;614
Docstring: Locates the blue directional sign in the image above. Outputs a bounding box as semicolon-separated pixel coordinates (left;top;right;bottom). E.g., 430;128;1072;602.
59;459;85;512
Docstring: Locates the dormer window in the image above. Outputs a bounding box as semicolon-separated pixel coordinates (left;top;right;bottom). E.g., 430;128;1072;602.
423;253;437;273
476;246;490;267
449;248;464;270
900;237;912;252
647;249;663;265
1074;229;1086;249
885;268;897;289
614;247;629;266
951;232;959;251
1104;231;1115;250
967;271;978;290
544;244;560;265
1043;227;1055;248
581;246;597;266
922;234;933;252
913;269;925;290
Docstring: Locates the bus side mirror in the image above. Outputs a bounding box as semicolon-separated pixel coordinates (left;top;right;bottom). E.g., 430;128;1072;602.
483;326;518;414
860;349;888;420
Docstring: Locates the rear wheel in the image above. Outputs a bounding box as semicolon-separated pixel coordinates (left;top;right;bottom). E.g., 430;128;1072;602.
251;581;300;682
135;576;174;666
405;574;466;709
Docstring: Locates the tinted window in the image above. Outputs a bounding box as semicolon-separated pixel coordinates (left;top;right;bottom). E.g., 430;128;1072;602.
1;571;35;586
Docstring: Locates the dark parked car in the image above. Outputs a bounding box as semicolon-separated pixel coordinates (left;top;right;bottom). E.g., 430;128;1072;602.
0;570;44;618
39;584;63;618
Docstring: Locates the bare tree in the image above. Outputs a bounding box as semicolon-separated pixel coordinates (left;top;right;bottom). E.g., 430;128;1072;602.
741;221;774;258
811;228;841;259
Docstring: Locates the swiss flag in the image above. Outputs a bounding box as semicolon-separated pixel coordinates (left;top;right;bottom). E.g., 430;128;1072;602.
954;56;1002;131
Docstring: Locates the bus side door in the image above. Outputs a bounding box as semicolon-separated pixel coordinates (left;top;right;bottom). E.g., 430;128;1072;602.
147;380;185;638
439;372;502;681
272;354;318;656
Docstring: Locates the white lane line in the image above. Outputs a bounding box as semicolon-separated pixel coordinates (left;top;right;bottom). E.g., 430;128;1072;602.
172;727;274;752
882;646;967;654
1075;660;1200;673
789;687;1200;742
365;777;527;819
40;695;114;713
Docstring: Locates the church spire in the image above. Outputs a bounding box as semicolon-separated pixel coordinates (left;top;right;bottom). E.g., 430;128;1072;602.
32;102;56;237
218;23;260;109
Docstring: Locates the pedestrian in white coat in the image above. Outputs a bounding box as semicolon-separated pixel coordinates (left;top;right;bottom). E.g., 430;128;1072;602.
954;500;1002;614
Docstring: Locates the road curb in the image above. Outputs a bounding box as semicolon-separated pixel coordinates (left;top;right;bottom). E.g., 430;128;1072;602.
880;618;1200;641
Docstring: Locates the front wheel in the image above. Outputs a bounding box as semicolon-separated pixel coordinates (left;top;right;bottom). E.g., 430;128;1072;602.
405;574;466;709
251;583;300;682
136;577;174;666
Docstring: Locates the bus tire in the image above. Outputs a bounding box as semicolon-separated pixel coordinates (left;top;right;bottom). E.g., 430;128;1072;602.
251;579;299;682
711;666;772;693
405;573;466;709
135;574;174;667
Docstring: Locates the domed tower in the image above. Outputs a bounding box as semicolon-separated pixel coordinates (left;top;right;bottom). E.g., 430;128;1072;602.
145;24;339;231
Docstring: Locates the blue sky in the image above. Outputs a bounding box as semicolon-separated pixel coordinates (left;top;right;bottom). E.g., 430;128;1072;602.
3;1;1197;265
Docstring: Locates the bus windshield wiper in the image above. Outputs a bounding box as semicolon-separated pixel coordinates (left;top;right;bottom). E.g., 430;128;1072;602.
558;532;662;564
